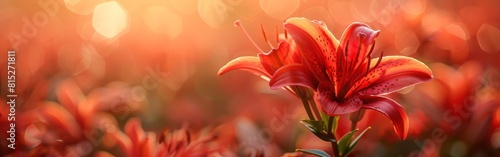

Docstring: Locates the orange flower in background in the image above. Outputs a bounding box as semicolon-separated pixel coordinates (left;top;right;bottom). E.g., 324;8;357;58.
2;79;146;156
269;18;434;139
108;118;223;157
108;118;156;157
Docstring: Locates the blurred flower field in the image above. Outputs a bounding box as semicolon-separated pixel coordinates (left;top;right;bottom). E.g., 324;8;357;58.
1;0;500;156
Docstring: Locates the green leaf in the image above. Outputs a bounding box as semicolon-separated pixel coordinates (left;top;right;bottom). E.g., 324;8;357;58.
296;149;331;157
344;127;371;155
319;114;339;136
331;116;339;134
300;120;331;141
338;129;358;156
320;112;329;130
300;119;324;132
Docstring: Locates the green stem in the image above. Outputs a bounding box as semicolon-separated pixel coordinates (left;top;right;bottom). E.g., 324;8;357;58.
327;116;340;157
307;89;322;122
331;142;340;157
300;96;315;121
294;86;315;121
351;121;358;132
351;110;364;131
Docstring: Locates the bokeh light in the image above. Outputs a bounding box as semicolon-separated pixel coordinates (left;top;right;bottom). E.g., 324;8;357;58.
259;0;299;20
198;0;228;28
477;24;500;53
64;0;105;15
92;1;128;38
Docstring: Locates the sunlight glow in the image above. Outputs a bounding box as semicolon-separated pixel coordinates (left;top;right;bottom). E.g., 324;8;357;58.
92;1;128;38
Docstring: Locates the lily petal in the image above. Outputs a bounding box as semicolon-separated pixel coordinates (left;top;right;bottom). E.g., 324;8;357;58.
349;56;433;96
258;40;299;75
56;80;85;117
284;17;339;84
141;132;156;157
217;56;271;79
269;63;319;90
38;102;82;139
338;22;379;65
334;23;380;98
125;118;146;156
361;96;409;140
108;129;133;155
317;82;363;115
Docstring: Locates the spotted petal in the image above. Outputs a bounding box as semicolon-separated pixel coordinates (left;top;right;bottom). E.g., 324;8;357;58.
269;63;318;90
284;17;339;84
336;23;379;93
361;96;409;140
218;56;271;79
317;82;363;115
349;56;433;96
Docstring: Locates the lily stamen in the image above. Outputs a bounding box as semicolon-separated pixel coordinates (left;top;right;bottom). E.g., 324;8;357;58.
347;34;365;81
349;41;378;85
260;24;274;49
350;34;365;73
369;51;384;73
235;20;265;53
275;25;280;44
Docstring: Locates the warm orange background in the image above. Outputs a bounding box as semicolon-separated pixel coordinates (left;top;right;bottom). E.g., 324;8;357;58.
1;0;500;156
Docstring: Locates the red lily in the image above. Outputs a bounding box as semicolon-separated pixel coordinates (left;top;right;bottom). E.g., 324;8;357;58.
218;21;322;121
218;21;314;96
217;38;300;80
270;18;433;139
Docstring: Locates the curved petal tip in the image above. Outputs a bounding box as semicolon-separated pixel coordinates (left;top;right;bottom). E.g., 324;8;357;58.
361;96;409;140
